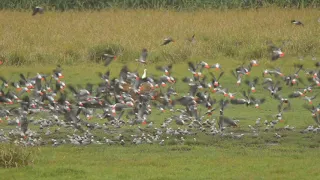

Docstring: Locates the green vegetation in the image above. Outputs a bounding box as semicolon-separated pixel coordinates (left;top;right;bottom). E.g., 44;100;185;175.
0;0;319;10
0;8;319;179
0;144;35;168
0;145;320;179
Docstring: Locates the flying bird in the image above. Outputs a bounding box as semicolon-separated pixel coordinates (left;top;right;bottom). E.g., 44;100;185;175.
135;48;148;64
103;54;117;67
291;20;304;26
32;6;44;16
161;37;175;46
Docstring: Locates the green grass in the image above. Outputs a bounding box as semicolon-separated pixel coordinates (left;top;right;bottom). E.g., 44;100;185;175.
0;145;320;180
0;8;320;179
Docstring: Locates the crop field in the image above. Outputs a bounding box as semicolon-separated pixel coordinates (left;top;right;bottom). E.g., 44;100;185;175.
0;6;320;180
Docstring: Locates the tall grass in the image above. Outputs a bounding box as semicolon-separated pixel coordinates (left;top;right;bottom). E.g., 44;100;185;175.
0;0;318;10
0;144;35;168
0;8;319;66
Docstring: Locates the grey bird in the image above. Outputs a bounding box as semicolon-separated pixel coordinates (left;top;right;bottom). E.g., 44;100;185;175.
161;37;175;46
32;6;44;16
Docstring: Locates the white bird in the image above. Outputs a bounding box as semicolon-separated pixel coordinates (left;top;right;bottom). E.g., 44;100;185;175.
159;139;165;146
142;69;147;79
275;133;281;139
255;118;261;126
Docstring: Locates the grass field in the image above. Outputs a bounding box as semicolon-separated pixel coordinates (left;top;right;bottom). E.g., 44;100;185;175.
0;8;320;179
0;8;319;65
1;145;320;180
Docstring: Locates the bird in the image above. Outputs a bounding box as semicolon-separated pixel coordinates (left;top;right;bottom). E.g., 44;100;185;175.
135;48;148;64
271;48;285;61
291;20;304;26
103;54;117;67
32;6;44;16
141;69;147;80
161;37;175;46
186;34;195;43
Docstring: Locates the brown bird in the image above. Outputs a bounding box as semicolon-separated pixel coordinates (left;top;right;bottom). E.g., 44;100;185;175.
32;6;44;16
161;37;175;46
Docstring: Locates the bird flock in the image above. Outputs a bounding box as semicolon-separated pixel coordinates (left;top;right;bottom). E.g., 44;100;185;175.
0;9;319;147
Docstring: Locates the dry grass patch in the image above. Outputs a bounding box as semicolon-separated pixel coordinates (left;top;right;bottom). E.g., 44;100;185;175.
0;8;319;66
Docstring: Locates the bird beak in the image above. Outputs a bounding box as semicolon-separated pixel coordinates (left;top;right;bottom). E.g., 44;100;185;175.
279;52;285;57
205;65;210;69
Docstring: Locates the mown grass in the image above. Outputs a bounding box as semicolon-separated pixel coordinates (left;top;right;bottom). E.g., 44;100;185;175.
0;8;319;66
0;145;320;180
